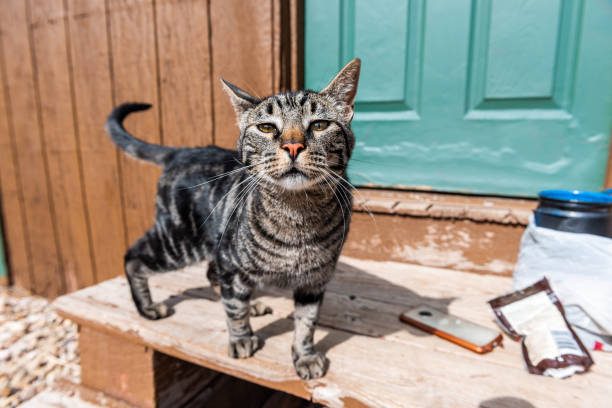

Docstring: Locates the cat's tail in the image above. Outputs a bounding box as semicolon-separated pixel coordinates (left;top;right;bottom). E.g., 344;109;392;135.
105;103;177;167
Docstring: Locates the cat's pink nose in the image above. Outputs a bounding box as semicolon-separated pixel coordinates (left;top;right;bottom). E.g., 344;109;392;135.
282;143;304;160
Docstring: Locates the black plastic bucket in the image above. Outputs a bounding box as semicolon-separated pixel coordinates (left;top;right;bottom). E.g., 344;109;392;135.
534;190;612;238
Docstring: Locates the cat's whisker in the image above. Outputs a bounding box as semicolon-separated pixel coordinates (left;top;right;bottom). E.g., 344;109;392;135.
198;160;278;230
186;157;279;190
322;167;378;226
215;172;263;250
330;176;353;214
336;180;377;226
325;159;343;166
319;169;354;225
197;171;260;229
316;169;348;247
183;163;258;190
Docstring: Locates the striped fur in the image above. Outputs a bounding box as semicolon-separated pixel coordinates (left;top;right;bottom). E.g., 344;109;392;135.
106;59;361;379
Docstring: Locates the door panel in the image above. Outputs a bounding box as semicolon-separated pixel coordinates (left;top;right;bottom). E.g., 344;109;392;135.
466;0;580;116
485;0;560;99
305;0;612;196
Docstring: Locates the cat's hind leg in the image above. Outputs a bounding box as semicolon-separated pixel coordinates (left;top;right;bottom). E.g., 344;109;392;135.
124;228;187;320
213;261;271;317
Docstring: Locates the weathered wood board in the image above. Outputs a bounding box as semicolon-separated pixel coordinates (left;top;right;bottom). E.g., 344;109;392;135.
53;257;612;408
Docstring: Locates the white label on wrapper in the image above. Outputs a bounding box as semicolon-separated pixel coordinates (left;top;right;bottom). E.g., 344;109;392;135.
499;291;585;363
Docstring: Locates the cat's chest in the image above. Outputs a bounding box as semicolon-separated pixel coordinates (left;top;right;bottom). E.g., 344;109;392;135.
246;241;336;288
235;213;340;284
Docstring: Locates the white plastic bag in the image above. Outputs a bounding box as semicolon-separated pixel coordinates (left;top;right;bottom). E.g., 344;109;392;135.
513;217;612;350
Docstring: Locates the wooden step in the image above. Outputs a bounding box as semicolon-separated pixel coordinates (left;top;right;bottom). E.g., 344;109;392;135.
20;377;314;408
52;257;612;408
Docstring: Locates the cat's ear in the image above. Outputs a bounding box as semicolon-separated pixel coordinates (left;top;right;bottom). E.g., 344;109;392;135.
221;79;260;115
321;58;361;120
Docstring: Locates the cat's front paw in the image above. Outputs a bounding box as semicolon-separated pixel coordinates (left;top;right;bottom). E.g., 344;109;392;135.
228;335;260;358
138;302;174;320
293;351;329;380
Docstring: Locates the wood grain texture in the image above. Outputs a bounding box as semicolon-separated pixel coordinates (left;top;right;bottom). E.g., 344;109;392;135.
107;0;162;246
66;0;127;283
289;0;304;91
155;0;214;147
210;0;275;148
80;326;156;408
80;326;243;408
54;258;612;408
28;0;95;293
272;0;282;93
0;44;31;288
274;0;303;93
0;0;61;296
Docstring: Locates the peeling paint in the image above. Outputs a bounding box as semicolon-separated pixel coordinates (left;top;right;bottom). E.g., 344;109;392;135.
523;157;571;174
311;382;346;408
391;244;469;268
389;243;515;275
345;211;523;276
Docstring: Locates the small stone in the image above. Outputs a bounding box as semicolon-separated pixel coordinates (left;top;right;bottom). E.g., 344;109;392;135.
0;383;9;398
9;368;27;388
0;349;10;363
0;394;18;408
17;384;37;402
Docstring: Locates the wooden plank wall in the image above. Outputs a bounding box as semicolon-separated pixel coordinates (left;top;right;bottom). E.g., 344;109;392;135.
0;0;302;297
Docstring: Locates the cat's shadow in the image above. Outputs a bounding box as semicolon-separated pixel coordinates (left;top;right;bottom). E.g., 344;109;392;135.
253;260;456;354
161;260;455;355
162;285;220;309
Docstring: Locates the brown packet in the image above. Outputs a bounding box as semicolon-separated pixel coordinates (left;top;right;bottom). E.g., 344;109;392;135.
488;278;593;378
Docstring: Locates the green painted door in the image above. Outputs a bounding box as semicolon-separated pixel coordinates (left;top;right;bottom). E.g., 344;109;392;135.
305;0;612;196
0;225;7;283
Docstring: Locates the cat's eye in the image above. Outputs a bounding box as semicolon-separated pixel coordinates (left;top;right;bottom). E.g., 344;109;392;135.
311;120;329;131
257;123;277;133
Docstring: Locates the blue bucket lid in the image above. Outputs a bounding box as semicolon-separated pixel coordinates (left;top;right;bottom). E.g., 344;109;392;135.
539;189;612;204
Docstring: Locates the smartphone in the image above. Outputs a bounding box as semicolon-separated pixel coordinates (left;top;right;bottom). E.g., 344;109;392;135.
400;305;502;354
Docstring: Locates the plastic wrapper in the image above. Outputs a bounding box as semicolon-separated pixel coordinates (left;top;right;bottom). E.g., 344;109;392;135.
489;278;593;379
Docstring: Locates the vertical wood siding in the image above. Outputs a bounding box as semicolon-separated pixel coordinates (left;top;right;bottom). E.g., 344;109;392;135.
0;0;302;297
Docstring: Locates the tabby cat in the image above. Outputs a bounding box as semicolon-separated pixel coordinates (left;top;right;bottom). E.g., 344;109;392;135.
105;59;361;380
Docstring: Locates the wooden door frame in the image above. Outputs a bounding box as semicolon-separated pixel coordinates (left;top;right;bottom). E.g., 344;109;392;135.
275;0;304;92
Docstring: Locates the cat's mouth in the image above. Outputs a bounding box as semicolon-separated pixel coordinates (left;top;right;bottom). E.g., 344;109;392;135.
277;166;314;190
283;167;304;177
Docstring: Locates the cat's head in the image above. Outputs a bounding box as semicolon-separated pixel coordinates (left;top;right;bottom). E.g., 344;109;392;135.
222;59;361;191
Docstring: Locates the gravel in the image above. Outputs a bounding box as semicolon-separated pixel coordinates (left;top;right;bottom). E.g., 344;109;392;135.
0;287;79;408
